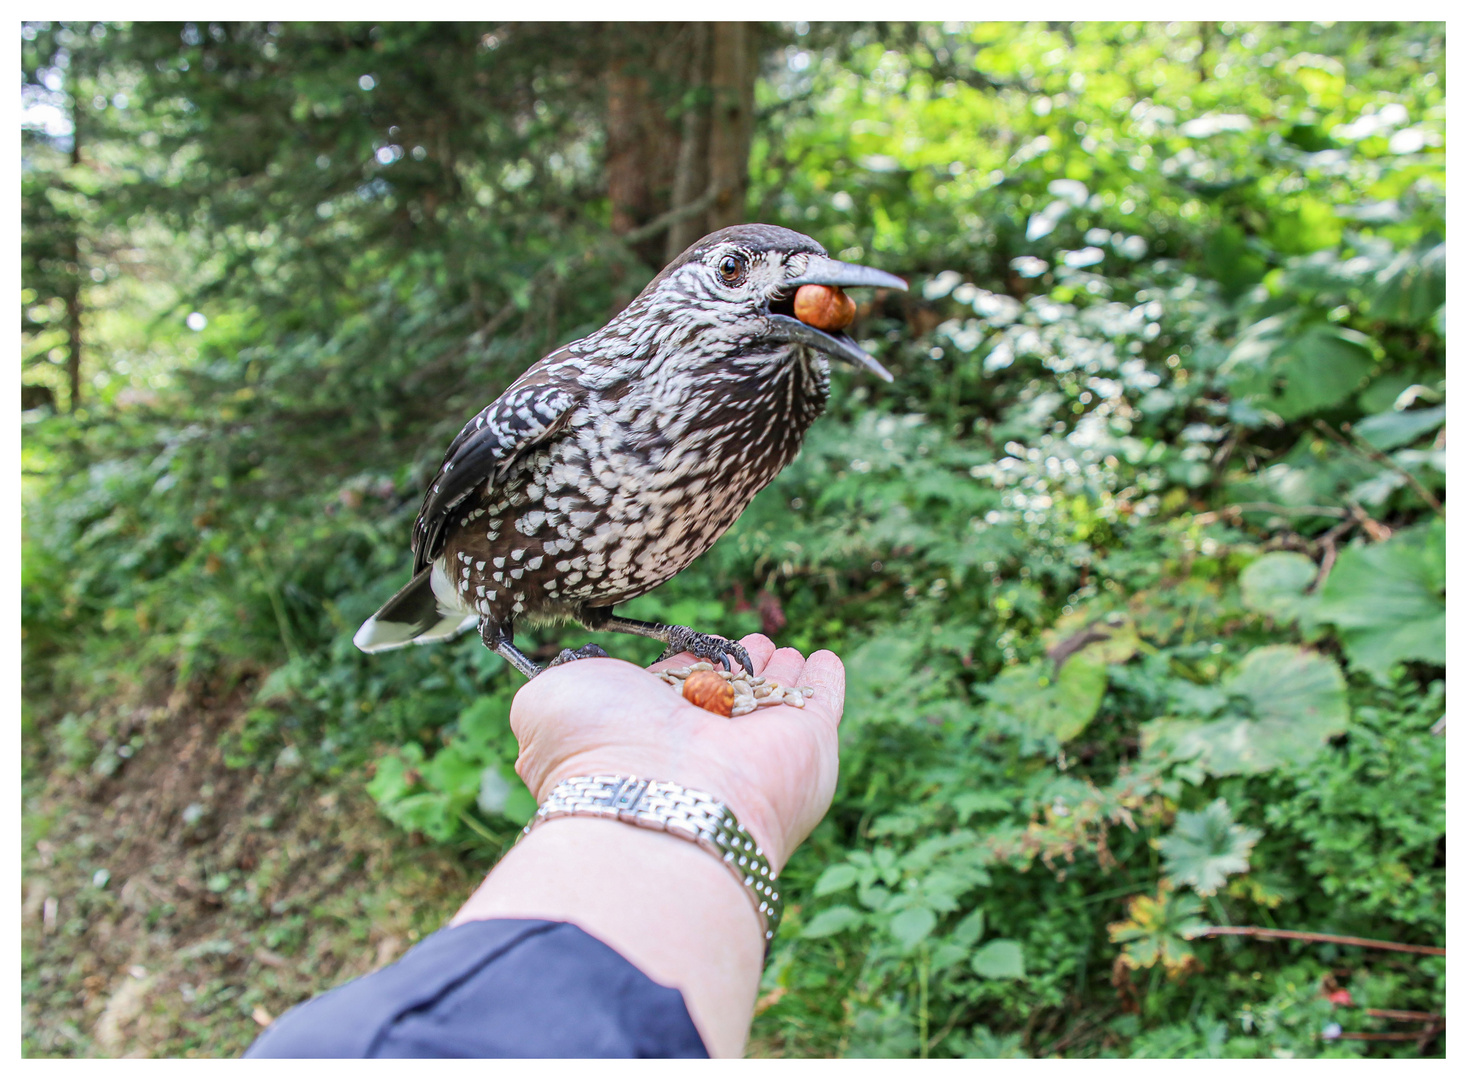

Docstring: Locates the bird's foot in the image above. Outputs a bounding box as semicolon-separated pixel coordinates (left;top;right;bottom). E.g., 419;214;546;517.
545;642;611;669
657;627;753;674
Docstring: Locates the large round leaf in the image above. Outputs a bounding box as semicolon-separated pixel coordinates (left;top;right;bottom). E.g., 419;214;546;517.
1239;551;1318;626
1141;645;1348;776
1315;521;1445;682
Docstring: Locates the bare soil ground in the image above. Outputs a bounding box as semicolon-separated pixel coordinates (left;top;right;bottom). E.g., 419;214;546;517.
21;673;474;1058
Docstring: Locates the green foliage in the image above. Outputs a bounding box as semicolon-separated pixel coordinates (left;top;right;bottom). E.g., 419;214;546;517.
1222;317;1376;422
1142;645;1350;777
1238;551;1320;629
1315;521;1445;682
1158;799;1262;895
1108;884;1207;977
22;19;1445;1060
970;939;1025;980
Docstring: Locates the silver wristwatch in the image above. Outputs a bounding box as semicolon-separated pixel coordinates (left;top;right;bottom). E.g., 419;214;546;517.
523;774;783;945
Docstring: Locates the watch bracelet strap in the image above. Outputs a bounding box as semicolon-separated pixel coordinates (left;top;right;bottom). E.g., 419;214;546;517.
521;774;782;945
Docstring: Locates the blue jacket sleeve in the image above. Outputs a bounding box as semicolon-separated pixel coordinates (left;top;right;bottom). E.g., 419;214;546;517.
243;918;708;1058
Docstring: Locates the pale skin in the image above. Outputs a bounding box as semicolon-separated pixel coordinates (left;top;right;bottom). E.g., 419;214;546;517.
450;633;845;1058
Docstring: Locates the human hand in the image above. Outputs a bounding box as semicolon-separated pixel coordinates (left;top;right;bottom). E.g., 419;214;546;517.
510;634;844;872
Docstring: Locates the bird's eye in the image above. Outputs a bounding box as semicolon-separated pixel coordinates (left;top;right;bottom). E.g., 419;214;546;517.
718;254;745;285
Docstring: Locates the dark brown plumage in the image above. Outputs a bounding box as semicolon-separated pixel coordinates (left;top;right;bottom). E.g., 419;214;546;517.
355;224;906;677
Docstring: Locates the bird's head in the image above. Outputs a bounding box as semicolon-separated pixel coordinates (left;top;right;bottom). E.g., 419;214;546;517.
623;223;907;382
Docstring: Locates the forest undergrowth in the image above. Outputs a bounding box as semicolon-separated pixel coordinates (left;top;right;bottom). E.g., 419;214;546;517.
22;21;1445;1057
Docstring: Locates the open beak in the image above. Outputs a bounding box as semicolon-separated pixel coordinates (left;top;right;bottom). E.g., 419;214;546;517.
765;256;908;382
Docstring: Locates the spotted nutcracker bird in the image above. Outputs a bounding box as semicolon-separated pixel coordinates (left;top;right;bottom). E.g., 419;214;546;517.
354;224;906;678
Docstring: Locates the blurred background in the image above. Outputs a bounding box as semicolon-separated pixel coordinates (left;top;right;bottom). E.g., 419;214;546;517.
22;21;1445;1058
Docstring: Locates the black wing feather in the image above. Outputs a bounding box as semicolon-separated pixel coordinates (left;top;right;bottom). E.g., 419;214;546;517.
411;382;579;573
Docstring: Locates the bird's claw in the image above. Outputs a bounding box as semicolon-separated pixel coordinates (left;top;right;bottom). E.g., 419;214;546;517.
546;642;610;668
659;628;753;674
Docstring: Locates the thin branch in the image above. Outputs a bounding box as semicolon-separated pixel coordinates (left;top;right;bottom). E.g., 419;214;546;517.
1312;505;1370;593
1366;1008;1442;1022
1040;1012;1116;1057
1188;925;1445;957
1232;501;1351;518
617;180;728;248
1344;497;1392;542
1192;501;1349;526
1330;1029;1442;1042
1313;419;1444;517
923;1006;967;1057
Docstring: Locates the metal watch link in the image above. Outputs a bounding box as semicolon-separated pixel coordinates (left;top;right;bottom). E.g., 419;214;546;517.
523;775;782;945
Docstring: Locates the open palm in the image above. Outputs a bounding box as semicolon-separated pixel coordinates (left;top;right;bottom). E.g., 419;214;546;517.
510;633;845;872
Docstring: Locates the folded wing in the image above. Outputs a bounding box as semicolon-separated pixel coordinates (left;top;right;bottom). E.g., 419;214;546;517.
353;380;580;653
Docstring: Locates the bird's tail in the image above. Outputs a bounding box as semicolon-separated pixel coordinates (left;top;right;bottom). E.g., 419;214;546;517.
353;566;478;653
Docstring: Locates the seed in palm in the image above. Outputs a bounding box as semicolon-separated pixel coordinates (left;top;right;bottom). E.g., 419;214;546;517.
658;662;814;717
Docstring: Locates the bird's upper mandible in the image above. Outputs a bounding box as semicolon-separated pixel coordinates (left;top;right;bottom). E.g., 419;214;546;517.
611;223;908;381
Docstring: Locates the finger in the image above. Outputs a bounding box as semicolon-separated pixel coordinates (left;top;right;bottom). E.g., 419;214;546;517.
798;649;847;729
648;633;777;674
759;645;808;688
738;633;778;672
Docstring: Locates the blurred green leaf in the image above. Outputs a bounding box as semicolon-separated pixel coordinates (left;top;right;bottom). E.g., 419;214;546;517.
1367;240;1446;324
970;939;1025;979
1223;318;1376;422
814;863;860;897
982;656;1107;743
1238;551;1319;627
1315;521;1445;681
1351;405;1445;452
801;905;865;939
982;615;1138;744
1158;798;1263;895
949;907;986;948
889;905;938;951
1143;646;1349;775
1108;886;1206;978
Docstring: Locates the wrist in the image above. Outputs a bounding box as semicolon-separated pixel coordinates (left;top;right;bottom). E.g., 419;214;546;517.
525;774;783;944
526;754;789;871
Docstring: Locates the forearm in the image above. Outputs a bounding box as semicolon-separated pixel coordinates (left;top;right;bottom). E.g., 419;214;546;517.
451;816;766;1058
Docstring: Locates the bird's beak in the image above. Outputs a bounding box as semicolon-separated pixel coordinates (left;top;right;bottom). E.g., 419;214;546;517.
766;256;908;383
784;256;909;292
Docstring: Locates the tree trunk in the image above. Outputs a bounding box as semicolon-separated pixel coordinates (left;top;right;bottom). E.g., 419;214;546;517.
664;23;712;261
605;57;666;267
64;102;83;412
604;23;761;271
703;22;757;234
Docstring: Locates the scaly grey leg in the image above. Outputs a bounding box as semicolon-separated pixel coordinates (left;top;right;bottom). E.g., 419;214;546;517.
581;609;753;673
